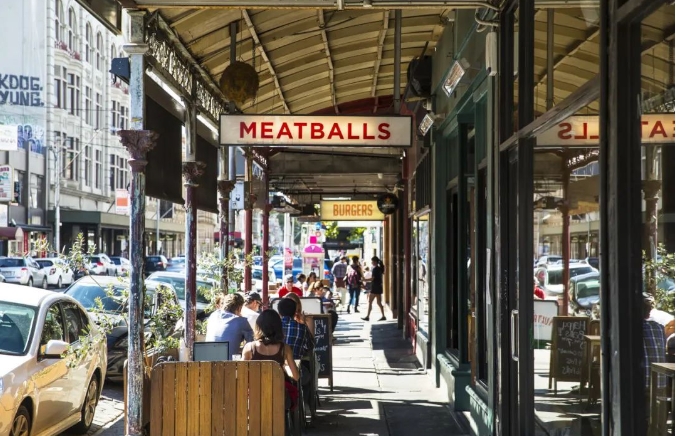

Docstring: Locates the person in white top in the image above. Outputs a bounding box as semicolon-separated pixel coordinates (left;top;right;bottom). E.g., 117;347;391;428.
241;291;263;330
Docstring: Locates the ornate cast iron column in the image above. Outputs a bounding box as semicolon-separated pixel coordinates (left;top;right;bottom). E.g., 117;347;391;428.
119;130;157;436
262;202;272;307
218;179;235;291
183;161;205;360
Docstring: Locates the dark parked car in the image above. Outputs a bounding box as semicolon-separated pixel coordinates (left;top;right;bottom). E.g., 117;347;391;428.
166;256;186;273
568;271;600;316
145;255;168;276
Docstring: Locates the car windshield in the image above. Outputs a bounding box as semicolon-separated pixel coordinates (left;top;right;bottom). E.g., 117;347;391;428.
87;257;101;264
570;266;594;278
577;279;600;299
150;276;211;304
110;258;122;265
0;302;36;355
0;258;25;267
548;266;594;285
36;260;53;268
171;258;185;264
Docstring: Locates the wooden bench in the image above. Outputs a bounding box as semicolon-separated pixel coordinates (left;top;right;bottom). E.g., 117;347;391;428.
149;361;286;436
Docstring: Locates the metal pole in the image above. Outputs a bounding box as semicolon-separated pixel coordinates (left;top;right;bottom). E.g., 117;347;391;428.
262;173;270;307
54;146;61;253
560;168;570;316
217;180;234;291
244;152;253;291
228;21;237;239
546;9;555;110
120;10;156;436
393;10;402;113
156;201;161;255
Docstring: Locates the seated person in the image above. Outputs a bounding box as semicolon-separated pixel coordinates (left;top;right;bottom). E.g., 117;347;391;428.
642;293;667;396
310;284;339;334
278;298;314;386
278;274;303;298
205;293;254;360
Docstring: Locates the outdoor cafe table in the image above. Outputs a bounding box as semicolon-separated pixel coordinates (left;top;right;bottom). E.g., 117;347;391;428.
649;362;675;435
581;335;601;404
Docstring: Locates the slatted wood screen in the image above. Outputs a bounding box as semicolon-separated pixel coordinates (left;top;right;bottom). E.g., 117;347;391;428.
149;361;286;436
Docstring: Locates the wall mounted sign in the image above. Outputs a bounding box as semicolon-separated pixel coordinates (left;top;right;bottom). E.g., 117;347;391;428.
537;114;675;146
0;166;13;203
320;201;384;221
220;115;413;147
376;193;399;215
115;189;129;215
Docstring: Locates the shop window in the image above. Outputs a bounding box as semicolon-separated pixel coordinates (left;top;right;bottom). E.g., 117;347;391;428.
446;189;459;351
417;215;430;335
475;169;488;385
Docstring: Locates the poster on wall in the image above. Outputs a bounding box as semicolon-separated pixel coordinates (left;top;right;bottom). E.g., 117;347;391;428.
0;166;13;203
115;189;130;215
0;0;46;155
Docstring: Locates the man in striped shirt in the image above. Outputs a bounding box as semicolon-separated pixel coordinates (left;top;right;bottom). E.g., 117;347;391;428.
331;256;349;308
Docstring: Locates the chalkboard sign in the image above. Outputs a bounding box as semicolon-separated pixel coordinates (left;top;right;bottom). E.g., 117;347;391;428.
548;316;589;394
307;314;333;390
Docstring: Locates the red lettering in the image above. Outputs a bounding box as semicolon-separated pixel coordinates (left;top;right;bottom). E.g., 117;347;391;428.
261;122;273;139
650;121;667;138
347;123;359;140
277;122;292;139
378;123;391;140
574;122;588;140
240;122;256;138
363;123;375;140
328;123;344;140
558;123;572;140
294;122;307;139
311;123;324;140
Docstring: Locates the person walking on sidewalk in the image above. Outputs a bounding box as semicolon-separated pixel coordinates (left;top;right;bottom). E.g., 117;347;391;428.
331;256;349;307
362;256;386;321
346;256;363;314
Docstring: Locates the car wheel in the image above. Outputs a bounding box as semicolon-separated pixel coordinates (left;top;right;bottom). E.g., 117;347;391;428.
71;376;99;434
57;276;62;288
10;405;30;436
26;278;32;287
42;278;48;289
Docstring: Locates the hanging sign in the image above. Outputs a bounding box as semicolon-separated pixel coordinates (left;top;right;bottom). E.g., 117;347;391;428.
376;193;399;215
320;201;384;221
220;115;413;147
115;189;129;215
537;114;675;146
0;166;13;203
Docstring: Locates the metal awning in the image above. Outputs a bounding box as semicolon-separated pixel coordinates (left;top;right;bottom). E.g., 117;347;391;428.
0;227;23;241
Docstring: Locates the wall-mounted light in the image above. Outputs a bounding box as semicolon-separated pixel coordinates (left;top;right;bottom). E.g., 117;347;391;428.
363;0;373;6
418;111;445;136
442;59;470;97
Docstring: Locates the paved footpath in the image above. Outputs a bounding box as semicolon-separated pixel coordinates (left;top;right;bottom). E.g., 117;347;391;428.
86;298;469;436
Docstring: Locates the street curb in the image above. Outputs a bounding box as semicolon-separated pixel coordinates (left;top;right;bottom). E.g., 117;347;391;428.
90;413;123;436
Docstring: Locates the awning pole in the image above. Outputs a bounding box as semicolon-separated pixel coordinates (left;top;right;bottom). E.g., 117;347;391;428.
228;21;238;243
394;10;402;113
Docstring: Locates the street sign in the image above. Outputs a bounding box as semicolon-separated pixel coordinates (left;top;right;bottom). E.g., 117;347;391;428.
320;200;385;221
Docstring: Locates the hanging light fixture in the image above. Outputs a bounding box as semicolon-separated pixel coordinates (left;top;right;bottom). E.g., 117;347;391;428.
442;58;470;97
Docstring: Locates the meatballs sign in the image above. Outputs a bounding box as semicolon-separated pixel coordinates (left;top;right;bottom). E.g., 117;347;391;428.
220;114;413;147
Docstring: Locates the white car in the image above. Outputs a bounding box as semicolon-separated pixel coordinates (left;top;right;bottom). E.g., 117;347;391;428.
109;256;131;276
0;284;107;436
35;257;74;288
535;263;598;298
251;266;277;293
87;254;116;276
0;257;48;288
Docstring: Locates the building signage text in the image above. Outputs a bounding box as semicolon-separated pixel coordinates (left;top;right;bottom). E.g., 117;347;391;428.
0;74;44;107
320;201;385;221
220;115;412;147
537;114;675;146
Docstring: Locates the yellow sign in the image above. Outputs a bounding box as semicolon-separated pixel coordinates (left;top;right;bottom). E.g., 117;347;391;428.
320;201;384;221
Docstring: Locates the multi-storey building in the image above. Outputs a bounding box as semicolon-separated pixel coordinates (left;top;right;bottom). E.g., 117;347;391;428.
0;0;218;258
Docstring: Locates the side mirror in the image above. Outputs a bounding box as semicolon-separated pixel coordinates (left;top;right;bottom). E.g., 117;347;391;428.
43;339;69;358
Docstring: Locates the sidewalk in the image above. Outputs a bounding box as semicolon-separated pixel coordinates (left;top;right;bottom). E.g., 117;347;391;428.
307;299;469;436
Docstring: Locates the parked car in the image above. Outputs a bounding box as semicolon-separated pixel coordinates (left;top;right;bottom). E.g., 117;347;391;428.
270;256;303;281
166;256;186;273
145;255;169;276
35;257;74;288
0;256;48;288
109;256;132;276
252;255;263;266
0;284;107;435
534;263;598;298
87;254;117;276
584;257;600;270
534;255;562;268
251;265;277;293
568;271;601;316
147;271;215;319
64;276;180;381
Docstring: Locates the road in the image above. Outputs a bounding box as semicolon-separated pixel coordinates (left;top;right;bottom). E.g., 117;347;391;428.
59;381;124;436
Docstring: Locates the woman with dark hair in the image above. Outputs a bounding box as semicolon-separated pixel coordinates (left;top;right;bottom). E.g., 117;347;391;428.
303;272;318;295
346;255;363;313
362;256;386;321
242;309;300;381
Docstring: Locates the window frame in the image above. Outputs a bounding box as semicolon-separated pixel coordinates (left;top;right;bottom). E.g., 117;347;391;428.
67;7;76;50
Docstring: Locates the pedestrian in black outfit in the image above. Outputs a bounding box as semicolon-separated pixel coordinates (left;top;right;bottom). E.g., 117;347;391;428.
346;256;363;313
362;256;386;321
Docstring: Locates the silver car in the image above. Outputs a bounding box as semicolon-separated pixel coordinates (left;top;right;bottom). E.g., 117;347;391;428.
87;254;117;276
0;284;107;436
147;271;215;319
0;257;48;288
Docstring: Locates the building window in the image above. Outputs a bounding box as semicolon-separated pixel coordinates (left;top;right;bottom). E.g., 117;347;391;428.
111;100;118;132
67;8;76;50
119;105;128;130
64;137;79;181
54;66;67;109
95;93;102;129
14;170;24;205
85;24;92;63
109;154;128;191
67;73;80;115
84;86;92;125
54;0;63;42
96;32;103;71
84;145;91;186
30;175;44;209
94;149;102;189
110;44;116;64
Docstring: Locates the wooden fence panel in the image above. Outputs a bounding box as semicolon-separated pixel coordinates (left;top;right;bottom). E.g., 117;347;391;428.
211;362;225;435
260;363;274;436
174;363;188;436
223;362;237;436
198;362;212;435
248;362;262;436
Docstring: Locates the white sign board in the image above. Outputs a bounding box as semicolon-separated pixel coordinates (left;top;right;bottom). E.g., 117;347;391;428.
0;204;8;227
0;125;18;151
231;181;244;210
220;115;413;147
115;189;130;215
0;166;13;203
533;300;559;341
537;114;675;146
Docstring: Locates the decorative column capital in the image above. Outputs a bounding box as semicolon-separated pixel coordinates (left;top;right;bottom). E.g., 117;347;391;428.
642;179;662;200
182;161;206;187
217;180;236;197
118;130;158;172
